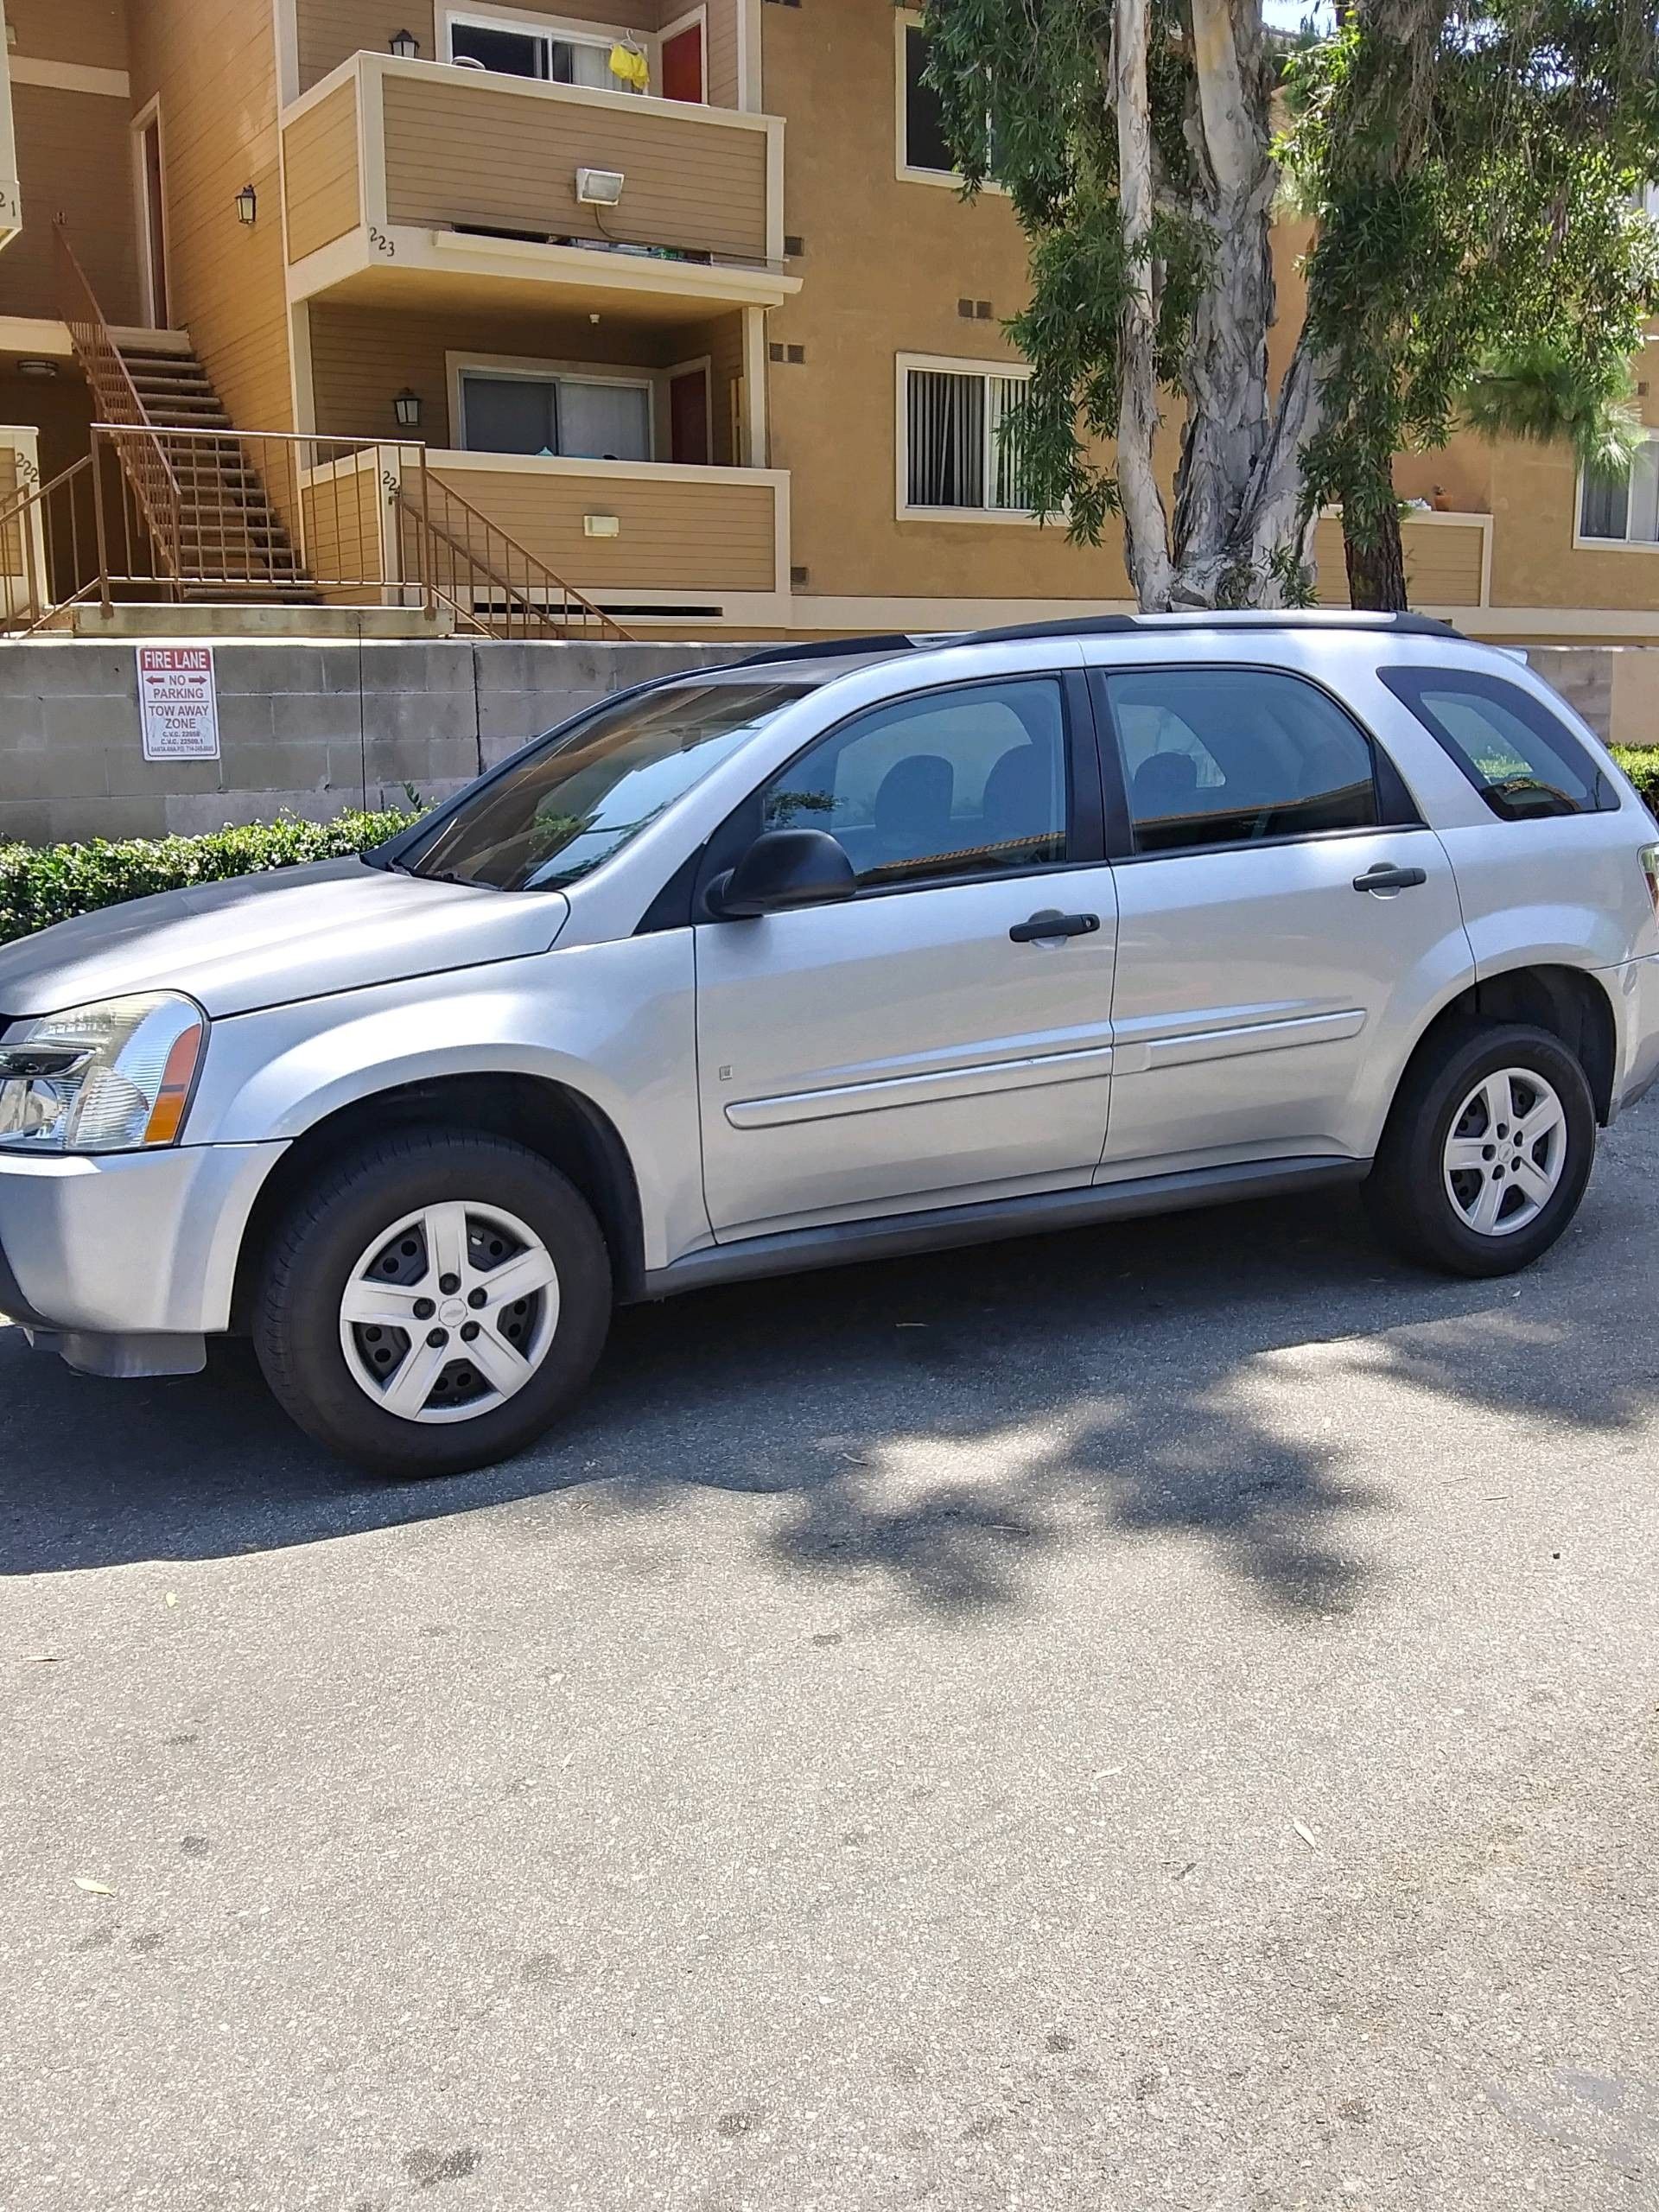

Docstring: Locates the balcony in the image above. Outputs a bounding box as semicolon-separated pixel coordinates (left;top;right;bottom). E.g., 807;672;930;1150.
301;447;791;629
1313;510;1492;608
282;52;795;321
0;3;20;255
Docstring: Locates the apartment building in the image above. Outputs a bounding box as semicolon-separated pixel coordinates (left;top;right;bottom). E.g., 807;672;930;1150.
0;0;1656;642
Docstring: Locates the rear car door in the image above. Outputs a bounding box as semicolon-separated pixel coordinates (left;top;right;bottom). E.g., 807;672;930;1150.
695;670;1119;1237
1092;660;1474;1176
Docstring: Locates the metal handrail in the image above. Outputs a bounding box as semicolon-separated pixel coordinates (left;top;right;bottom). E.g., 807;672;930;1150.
54;220;185;599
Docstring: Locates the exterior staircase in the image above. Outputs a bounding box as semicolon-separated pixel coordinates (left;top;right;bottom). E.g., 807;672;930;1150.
109;332;320;604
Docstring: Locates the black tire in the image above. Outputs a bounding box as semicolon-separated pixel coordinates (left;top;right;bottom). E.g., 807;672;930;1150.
1366;1020;1596;1278
252;1128;612;1478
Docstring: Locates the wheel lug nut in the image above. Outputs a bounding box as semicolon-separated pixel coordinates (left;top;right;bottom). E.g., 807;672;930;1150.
413;1298;435;1320
467;1287;487;1309
426;1327;448;1349
439;1274;461;1296
461;1321;480;1342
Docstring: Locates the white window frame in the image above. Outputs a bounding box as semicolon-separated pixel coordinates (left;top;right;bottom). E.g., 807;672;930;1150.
893;8;1004;194
442;6;649;92
1573;426;1659;552
896;352;1039;524
448;352;658;461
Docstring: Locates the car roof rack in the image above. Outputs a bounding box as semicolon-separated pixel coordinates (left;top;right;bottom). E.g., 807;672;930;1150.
730;633;925;670
730;611;1464;671
959;610;1465;645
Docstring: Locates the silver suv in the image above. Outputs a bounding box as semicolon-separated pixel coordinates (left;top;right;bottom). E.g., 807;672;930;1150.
3;614;1657;1476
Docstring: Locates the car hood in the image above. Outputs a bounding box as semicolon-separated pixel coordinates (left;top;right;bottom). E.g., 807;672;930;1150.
0;859;570;1021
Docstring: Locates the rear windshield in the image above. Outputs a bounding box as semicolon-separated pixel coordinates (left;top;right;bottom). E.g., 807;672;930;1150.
1380;667;1618;820
397;678;811;891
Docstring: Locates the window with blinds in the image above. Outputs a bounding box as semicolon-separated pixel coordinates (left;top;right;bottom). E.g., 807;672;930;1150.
906;365;1033;514
1580;435;1659;544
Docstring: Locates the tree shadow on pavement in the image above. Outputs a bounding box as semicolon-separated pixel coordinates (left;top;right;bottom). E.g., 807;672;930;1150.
3;1159;1654;1620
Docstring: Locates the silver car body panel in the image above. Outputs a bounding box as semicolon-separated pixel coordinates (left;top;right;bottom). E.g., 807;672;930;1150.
0;856;571;1019
2;623;1657;1363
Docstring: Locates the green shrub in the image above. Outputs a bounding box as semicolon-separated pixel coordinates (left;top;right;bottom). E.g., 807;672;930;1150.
0;809;420;948
1613;746;1659;813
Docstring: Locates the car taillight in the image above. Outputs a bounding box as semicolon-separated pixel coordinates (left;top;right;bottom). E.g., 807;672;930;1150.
1643;843;1659;915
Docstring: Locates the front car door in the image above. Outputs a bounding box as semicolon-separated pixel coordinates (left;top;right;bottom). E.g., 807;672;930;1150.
1091;658;1475;1177
695;671;1119;1238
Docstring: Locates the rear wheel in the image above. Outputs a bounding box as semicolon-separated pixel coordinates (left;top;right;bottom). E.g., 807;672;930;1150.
253;1129;612;1476
1367;1021;1596;1277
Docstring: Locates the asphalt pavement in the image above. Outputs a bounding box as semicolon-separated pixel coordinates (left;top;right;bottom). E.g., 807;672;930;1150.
3;1104;1657;2211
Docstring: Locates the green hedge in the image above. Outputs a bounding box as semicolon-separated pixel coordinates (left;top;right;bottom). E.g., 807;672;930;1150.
0;745;1654;953
1616;747;1659;813
0;810;420;948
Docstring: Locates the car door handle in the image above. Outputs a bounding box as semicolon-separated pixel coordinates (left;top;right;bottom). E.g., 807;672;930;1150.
1009;910;1100;944
1353;863;1427;893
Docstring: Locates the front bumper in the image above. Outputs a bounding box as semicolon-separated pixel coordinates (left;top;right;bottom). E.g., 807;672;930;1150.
0;1141;288;1353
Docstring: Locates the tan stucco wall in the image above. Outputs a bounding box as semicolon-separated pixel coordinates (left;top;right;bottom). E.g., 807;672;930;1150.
761;0;1134;607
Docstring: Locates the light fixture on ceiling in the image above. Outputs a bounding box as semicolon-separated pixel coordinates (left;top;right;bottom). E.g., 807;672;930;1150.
16;359;58;378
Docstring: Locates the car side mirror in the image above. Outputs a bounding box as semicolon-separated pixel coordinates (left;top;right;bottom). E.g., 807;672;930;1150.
706;828;857;918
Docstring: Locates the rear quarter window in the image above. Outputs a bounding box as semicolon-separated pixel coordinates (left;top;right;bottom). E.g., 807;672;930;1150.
1380;667;1618;821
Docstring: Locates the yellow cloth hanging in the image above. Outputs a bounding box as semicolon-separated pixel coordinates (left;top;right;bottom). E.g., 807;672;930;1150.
609;42;649;91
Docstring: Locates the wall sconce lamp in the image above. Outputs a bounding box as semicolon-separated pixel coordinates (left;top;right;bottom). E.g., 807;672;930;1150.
235;182;257;226
393;388;423;430
389;29;420;59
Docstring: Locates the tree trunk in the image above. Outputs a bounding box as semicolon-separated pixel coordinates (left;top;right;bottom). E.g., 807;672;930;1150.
1102;11;1175;609
1168;0;1280;604
1343;504;1408;610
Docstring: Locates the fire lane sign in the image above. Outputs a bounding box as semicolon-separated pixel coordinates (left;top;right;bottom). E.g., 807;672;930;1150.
137;645;221;762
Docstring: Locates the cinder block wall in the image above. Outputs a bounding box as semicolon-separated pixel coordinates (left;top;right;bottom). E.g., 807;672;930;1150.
0;641;752;845
0;639;1649;847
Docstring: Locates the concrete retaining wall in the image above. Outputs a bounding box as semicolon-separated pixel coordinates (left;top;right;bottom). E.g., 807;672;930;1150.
0;641;752;845
0;638;1652;847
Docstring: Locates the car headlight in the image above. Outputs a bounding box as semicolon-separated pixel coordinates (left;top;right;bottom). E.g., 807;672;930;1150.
0;994;207;1154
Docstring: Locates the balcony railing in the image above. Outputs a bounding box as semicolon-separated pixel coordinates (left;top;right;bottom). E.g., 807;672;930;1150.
281;52;795;312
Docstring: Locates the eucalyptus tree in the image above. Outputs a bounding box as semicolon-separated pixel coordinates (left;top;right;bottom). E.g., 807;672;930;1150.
920;0;1659;612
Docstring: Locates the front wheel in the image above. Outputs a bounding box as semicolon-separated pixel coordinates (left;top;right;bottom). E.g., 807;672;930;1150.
1367;1021;1596;1278
253;1129;613;1476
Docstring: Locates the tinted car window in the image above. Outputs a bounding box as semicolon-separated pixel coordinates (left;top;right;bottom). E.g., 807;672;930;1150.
1379;667;1617;820
761;677;1068;889
1100;667;1379;855
400;679;811;891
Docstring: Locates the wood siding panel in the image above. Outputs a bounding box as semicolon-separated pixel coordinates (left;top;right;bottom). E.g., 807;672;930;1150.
283;79;361;262
379;72;768;261
430;460;774;589
4;0;125;69
0;82;139;321
128;0;293;433
1313;515;1484;608
302;462;385;585
704;0;740;107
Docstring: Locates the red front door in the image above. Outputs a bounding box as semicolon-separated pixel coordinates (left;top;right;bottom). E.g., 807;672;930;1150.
670;368;710;465
662;23;704;103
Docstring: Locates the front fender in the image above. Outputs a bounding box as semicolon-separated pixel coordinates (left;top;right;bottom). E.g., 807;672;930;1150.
184;936;704;1271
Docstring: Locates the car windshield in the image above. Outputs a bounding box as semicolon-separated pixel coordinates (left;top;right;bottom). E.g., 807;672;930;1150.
397;678;814;892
